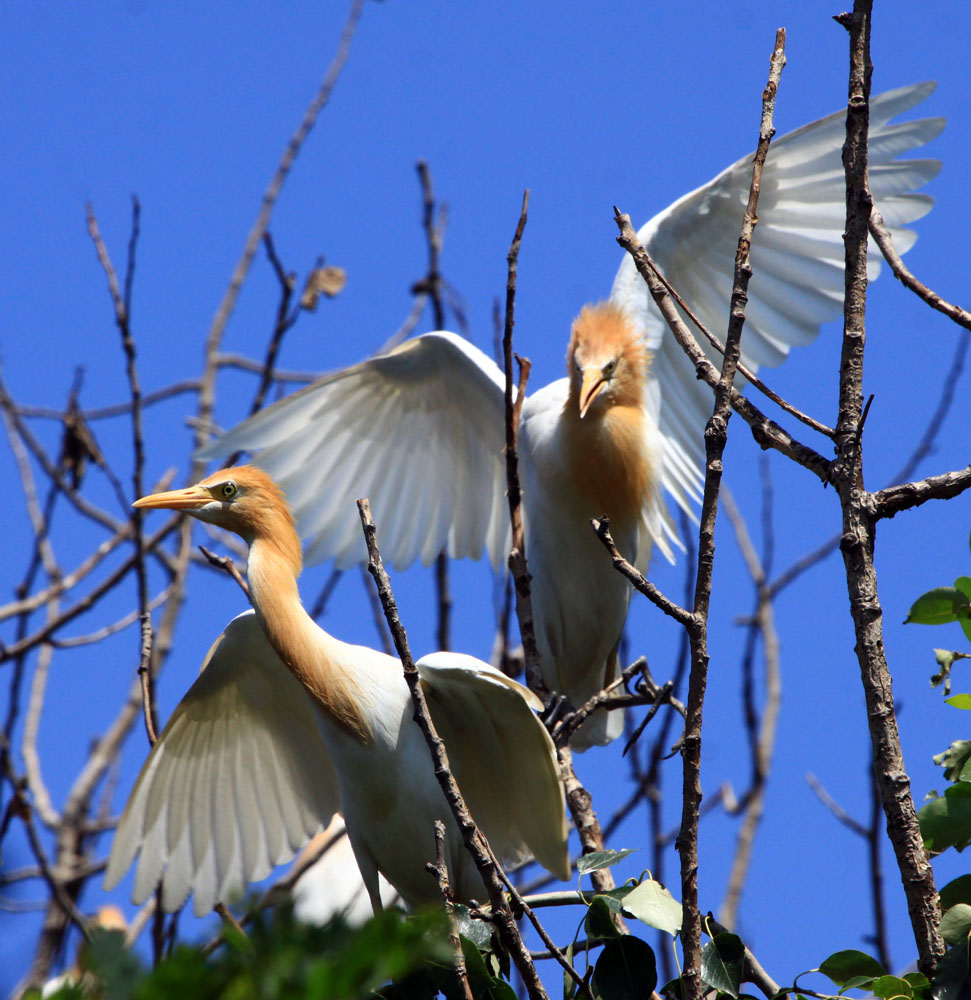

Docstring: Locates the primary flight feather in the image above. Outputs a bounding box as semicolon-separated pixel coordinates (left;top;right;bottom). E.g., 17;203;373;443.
198;83;943;747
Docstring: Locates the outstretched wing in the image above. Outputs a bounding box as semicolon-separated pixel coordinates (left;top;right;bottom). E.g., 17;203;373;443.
610;82;944;518
416;652;570;882
197;333;510;571
105;611;340;917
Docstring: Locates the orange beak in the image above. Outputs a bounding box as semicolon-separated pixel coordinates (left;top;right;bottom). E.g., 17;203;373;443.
133;484;212;511
578;369;607;419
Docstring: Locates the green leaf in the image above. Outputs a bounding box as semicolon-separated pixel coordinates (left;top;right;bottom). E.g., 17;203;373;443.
840;974;881;993
931;939;971;1000
585;895;623;941
818;949;886;986
576;848;636;875
870;974;913;999
621;878;682;936
940;874;971;911
591;937;658;1000
946;695;971;711
902;971;931;992
658;974;684;998
700;933;745;998
594;887;635;914
955;578;971;643
486;978;518;1000
940;903;971;945
934;741;971;781
460;936;494;999
906;588;971;626
919;782;971;852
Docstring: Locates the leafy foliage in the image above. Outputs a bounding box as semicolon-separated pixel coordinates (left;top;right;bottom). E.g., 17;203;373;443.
907;541;971;997
700;932;745;998
38;906;452;1000
591;936;657;1000
814;949;934;998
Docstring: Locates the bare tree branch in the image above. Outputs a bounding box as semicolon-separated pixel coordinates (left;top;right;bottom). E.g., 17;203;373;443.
831;2;944;975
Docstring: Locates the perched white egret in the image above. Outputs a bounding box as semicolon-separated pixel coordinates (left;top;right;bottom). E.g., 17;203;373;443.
198;84;944;747
105;466;570;916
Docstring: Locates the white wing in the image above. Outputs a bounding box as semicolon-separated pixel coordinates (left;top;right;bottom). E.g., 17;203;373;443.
610;81;944;518
197;333;510;571
105;611;340;917
417;652;570;882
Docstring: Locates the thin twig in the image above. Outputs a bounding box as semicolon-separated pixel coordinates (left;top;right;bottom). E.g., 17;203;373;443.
193;0;366;466
213;902;246;939
638;239;834;438
592;518;693;627
86;198;158;746
356;499;549;1000
869;207;971;331
198;545;251;598
718;487;781;929
245;232;302;419
500;190;544;696
429;820;475;1000
358;564;394;656
611;218;831;485
483;844;595;1000
674;35;786;999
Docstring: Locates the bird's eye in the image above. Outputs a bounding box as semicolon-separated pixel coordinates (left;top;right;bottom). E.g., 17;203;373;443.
603;359;617;376
219;481;238;499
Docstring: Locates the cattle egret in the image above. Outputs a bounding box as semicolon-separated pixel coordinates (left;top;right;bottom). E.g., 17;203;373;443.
105;466;570;916
198;84;944;747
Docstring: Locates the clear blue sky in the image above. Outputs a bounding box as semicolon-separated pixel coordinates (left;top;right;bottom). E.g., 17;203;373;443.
2;1;970;992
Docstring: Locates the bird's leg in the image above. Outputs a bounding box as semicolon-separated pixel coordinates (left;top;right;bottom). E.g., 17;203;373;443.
352;847;385;915
540;692;572;731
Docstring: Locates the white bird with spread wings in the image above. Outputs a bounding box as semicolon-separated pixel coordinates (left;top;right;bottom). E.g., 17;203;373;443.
106;467;570;916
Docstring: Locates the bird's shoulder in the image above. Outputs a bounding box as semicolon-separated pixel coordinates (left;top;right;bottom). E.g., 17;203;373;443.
520;378;569;448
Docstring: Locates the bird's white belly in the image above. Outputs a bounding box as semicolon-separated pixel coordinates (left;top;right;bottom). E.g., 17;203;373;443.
527;500;635;708
321;702;483;907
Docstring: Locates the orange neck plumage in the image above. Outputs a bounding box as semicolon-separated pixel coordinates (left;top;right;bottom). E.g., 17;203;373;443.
561;405;652;531
247;533;373;744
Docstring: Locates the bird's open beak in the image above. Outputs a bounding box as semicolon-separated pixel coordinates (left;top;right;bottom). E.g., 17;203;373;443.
578;369;607;419
133;485;211;511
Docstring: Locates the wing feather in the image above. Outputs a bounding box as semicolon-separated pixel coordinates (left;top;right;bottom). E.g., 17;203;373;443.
198;333;510;571
610;82;943;537
416;653;569;882
105;611;340;917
